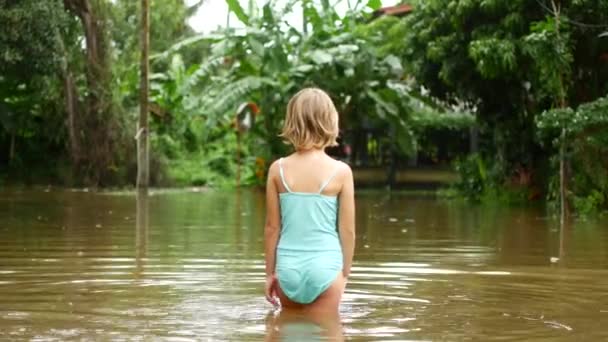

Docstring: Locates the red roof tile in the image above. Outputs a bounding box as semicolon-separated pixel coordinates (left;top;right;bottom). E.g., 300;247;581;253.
373;4;413;17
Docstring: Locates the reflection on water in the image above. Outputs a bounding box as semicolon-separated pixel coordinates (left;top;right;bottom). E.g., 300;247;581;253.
0;188;607;340
265;309;343;341
135;190;148;279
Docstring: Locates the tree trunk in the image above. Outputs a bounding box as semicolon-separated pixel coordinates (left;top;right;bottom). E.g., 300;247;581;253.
64;71;81;165
56;21;82;170
137;0;150;190
64;0;115;185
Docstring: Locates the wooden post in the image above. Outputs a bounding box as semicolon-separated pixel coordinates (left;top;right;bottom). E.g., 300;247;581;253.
552;0;569;225
137;0;150;190
236;122;241;187
559;127;568;226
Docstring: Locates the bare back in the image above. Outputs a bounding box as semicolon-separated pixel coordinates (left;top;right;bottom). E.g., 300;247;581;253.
276;152;345;196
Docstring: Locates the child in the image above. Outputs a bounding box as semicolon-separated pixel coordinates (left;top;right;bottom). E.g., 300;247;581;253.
264;88;356;314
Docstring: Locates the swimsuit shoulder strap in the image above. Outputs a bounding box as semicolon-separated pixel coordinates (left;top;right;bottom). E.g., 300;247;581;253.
318;162;342;193
278;158;292;193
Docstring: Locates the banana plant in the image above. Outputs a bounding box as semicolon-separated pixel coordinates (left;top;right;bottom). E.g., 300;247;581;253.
150;0;472;183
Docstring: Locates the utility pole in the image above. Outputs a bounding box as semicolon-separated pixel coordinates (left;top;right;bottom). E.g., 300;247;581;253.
552;0;569;227
137;0;150;191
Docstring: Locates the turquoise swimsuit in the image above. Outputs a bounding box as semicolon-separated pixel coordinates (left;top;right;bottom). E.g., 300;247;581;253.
276;158;343;304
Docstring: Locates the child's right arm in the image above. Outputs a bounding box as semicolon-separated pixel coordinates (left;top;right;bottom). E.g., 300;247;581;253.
264;162;281;304
338;164;355;278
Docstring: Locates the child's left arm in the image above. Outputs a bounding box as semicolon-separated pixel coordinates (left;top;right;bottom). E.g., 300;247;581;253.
264;162;281;304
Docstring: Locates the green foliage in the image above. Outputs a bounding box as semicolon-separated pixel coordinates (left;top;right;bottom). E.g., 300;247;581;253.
453;153;529;205
151;123;257;187
411;109;476;131
537;95;608;143
225;0;250;25
0;0;208;186
397;0;608;212
0;0;73;177
401;0;607;125
0;0;67;78
4;0;605;204
573;190;606;217
110;0;204;111
167;1;468;159
164;147;240;187
468;38;517;79
522;16;573;101
366;0;382;11
142;0;476;186
453;154;487;201
537;95;608;214
110;0;201;55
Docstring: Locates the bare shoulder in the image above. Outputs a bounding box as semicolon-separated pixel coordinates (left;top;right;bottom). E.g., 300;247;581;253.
333;160;353;196
269;159;281;172
333;159;353;179
267;159;281;179
335;159;351;172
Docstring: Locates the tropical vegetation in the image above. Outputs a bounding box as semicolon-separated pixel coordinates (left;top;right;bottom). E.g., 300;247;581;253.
1;0;607;214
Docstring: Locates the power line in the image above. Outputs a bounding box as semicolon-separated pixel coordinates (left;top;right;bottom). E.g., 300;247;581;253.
534;0;608;29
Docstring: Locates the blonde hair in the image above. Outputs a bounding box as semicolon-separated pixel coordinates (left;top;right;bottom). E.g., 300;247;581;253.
280;88;339;150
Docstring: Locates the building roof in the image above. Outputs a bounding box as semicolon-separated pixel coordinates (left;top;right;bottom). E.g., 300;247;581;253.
372;4;414;18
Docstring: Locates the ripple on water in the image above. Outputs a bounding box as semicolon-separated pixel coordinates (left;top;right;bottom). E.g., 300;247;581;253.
1;190;607;341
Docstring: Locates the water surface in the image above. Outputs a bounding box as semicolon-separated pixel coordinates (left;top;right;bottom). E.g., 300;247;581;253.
0;189;606;340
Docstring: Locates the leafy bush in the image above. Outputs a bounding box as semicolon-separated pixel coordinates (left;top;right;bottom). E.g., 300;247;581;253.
452;153;530;204
453;154;487;201
537;95;608;214
573;191;606;217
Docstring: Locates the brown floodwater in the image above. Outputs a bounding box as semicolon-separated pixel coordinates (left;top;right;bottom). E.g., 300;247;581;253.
0;188;606;341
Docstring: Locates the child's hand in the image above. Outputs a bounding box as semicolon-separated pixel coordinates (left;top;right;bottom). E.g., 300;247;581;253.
265;274;279;306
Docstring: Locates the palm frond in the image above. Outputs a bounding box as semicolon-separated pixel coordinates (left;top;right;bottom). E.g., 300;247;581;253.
151;34;223;61
201;76;278;120
184;57;224;92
